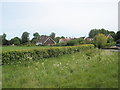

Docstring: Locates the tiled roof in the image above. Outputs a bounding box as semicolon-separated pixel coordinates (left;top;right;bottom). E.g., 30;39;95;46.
37;36;49;43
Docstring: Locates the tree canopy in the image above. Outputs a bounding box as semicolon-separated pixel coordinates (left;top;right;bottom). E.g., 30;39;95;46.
50;32;55;40
89;29;115;38
94;33;107;48
10;37;21;45
21;32;30;44
115;31;120;40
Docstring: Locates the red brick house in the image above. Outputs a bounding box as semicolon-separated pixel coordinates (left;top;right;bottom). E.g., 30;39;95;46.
36;36;56;45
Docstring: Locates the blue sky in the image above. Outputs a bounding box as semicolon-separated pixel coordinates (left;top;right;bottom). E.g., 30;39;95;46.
0;0;118;40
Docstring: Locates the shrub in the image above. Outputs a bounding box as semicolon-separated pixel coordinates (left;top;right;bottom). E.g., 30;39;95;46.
105;42;116;47
94;33;107;48
2;44;94;65
66;40;79;46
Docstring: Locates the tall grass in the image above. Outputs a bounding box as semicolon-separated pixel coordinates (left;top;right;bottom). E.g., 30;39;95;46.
2;46;54;52
2;49;118;88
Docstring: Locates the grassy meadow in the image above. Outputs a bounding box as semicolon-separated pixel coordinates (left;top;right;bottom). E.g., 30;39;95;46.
2;48;118;88
2;46;56;52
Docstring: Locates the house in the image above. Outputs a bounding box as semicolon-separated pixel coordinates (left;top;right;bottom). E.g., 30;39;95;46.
106;34;113;39
59;37;74;43
36;36;56;45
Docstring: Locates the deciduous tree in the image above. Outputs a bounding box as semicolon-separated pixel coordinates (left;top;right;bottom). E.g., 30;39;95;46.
21;32;30;44
10;37;21;45
50;32;55;40
94;33;107;48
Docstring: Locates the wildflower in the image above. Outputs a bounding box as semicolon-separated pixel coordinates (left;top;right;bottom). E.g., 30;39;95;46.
35;68;38;70
59;62;61;65
42;62;44;65
66;63;69;66
57;64;60;67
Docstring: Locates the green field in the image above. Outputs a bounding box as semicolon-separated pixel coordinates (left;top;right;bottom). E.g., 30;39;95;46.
2;46;56;52
2;49;118;88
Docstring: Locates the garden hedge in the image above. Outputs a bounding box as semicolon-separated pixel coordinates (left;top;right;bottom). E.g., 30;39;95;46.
2;44;94;65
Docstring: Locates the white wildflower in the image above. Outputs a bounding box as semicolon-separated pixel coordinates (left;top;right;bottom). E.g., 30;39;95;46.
42;62;44;65
66;63;69;66
59;62;61;65
35;68;38;70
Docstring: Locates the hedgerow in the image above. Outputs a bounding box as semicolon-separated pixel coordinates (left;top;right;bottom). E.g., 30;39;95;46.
2;44;94;65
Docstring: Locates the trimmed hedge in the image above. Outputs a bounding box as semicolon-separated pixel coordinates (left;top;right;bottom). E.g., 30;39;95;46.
2;44;94;65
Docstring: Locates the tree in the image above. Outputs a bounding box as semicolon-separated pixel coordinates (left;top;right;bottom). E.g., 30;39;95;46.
1;33;7;45
33;32;40;39
66;39;78;46
0;35;2;45
76;38;86;44
55;37;61;43
115;31;120;40
31;32;40;44
61;36;65;39
10;37;21;45
94;33;107;48
107;37;114;43
21;32;30;44
115;31;120;44
50;32;55;40
89;29;115;38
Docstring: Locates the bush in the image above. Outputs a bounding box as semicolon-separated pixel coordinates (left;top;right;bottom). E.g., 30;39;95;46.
94;33;107;48
2;44;94;65
105;42;116;47
66;40;78;46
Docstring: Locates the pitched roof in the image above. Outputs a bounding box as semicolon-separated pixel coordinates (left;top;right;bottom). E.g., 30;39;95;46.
37;36;48;44
37;36;56;44
59;38;74;43
106;34;113;38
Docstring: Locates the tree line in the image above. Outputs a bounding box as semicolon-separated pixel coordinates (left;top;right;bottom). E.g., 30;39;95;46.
0;32;65;46
0;28;120;48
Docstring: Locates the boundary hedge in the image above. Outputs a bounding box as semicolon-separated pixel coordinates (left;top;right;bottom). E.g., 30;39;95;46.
2;44;94;65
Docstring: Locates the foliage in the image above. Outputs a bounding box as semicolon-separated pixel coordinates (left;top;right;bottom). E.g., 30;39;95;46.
10;37;21;45
107;37;114;43
58;38;89;46
105;42;116;47
0;35;2;46
55;37;61;43
50;32;55;40
61;36;65;38
0;33;8;45
21;32;30;44
2;46;51;52
2;44;94;65
2;49;118;88
115;31;120;44
94;33;107;48
31;32;40;44
33;32;40;39
89;29;115;38
76;38;86;44
66;39;79;46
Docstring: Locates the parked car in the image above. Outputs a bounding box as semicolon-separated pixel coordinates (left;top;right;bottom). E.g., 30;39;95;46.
116;44;120;47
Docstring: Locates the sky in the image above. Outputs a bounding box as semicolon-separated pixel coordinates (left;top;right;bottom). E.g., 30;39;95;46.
0;0;119;40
